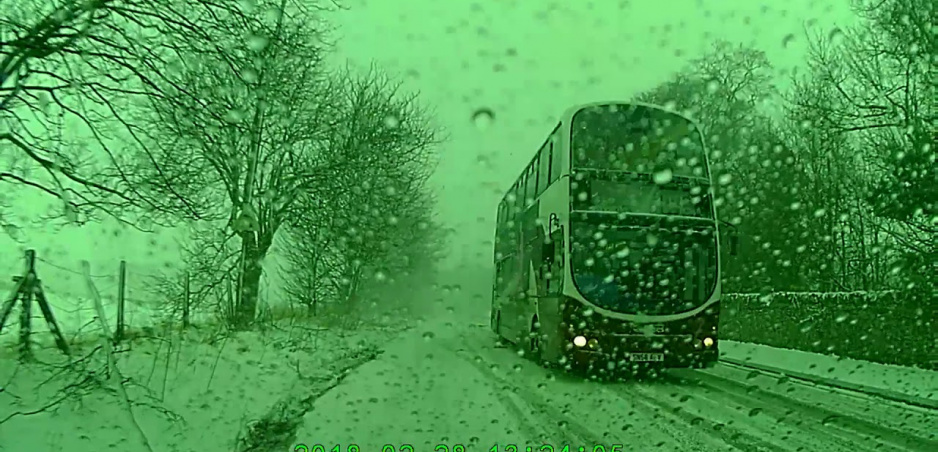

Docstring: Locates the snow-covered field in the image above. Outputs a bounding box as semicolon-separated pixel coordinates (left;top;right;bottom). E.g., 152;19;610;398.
0;319;405;452
2;284;935;452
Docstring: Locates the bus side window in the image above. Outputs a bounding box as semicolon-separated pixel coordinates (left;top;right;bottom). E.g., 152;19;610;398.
538;143;550;193
532;153;541;197
525;164;536;204
512;182;522;216
549;136;561;183
519;169;529;210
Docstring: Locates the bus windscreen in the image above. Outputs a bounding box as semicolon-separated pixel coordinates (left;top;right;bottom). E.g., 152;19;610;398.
571;104;708;177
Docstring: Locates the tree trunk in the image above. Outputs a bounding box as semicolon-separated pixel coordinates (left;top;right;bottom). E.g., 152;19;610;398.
234;235;265;330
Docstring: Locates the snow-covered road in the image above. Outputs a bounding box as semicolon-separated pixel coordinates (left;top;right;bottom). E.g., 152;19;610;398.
298;318;937;452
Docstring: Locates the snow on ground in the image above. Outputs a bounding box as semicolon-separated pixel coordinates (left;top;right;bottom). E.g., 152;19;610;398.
720;339;938;402
297;310;937;452
0;319;404;452
2;276;935;452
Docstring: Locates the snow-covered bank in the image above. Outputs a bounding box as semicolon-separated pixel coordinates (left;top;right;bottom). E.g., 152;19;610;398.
720;339;937;402
0;322;403;452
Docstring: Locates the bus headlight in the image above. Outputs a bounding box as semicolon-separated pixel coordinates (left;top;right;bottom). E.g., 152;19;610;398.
703;337;714;347
573;335;587;347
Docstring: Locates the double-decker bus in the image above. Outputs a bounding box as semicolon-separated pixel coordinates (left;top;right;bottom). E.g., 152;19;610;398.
490;101;737;375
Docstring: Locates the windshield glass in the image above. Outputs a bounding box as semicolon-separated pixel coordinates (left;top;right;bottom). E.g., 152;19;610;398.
573;174;713;218
570;220;718;315
571;103;708;178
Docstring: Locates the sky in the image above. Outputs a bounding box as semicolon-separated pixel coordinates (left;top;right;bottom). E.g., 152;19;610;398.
328;0;858;268
0;0;859;300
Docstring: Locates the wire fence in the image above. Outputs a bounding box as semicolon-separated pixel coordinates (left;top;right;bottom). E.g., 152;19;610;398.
0;249;190;347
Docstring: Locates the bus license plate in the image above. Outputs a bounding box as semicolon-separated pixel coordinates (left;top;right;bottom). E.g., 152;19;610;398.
628;353;665;362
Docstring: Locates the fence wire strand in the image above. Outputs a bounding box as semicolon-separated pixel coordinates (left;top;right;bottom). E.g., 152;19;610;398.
0;252;184;345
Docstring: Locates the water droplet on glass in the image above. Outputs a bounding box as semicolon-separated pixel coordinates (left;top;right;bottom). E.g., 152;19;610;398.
2;223;21;240
782;33;796;48
37;92;50;112
471;108;495;130
241;67;258;83
62;200;79;223
246;33;269;51
238;0;257;13
718;173;732;185
653;168;673;185
827;27;844;45
225;108;246;123
422;331;435;340
706;80;719;93
384;115;400;128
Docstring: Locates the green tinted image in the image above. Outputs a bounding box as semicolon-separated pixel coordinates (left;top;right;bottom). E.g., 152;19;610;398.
0;1;934;451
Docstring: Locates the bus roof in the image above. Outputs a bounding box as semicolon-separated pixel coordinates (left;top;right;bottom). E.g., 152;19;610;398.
559;100;701;128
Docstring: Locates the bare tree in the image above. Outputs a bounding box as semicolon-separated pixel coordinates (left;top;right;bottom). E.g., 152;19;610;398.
282;66;444;320
147;224;241;324
0;0;187;230
101;0;373;329
791;0;935;292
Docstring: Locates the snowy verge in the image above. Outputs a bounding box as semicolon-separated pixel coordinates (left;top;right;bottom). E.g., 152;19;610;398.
720;339;938;403
0;320;407;452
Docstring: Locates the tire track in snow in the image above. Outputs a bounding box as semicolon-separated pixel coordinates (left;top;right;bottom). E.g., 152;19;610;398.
603;381;789;452
456;346;608;447
680;370;938;452
458;326;743;451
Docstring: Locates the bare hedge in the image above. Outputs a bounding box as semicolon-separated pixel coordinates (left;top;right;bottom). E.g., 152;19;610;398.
720;291;937;369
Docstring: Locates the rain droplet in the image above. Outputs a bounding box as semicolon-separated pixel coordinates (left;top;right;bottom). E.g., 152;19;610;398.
37;92;50;112
241;67;258;83
827;27;845;45
653;168;673;185
782;33;796;48
64;204;79;223
718;173;732;185
471;108;495;130
2;223;21;240
225;108;246;123
246;33;269;51
706;80;719;93
748;407;763;417
422;331;435;340
238;0;257;13
384;115;400;128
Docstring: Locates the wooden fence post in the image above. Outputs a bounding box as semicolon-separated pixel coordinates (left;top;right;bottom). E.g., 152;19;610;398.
115;260;126;343
182;272;190;328
18;251;33;361
0;250;70;359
